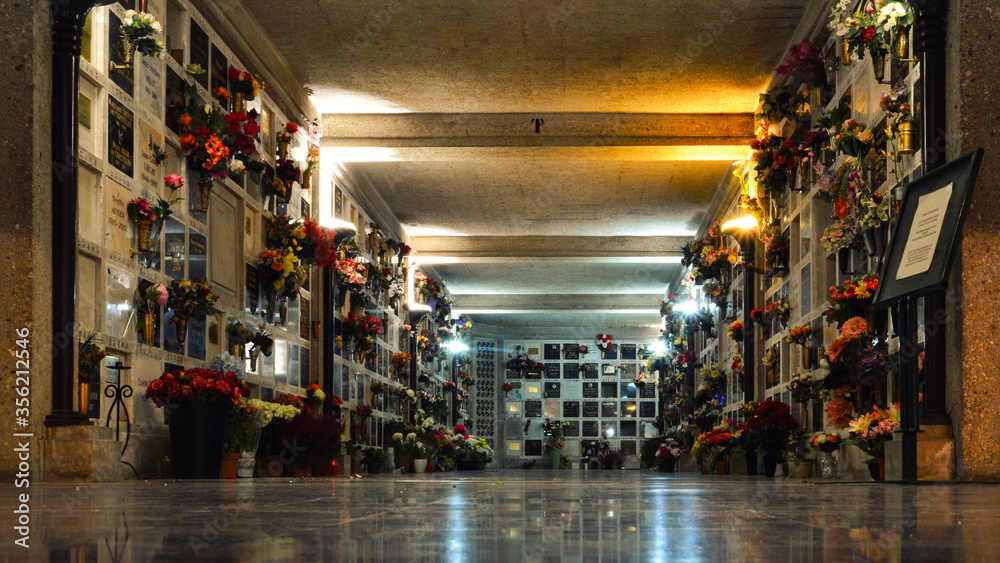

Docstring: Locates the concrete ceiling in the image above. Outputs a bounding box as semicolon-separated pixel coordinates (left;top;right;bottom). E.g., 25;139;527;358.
243;0;812;338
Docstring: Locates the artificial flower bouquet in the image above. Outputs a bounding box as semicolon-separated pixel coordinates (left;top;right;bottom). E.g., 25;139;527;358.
785;325;813;346
120;10;164;59
745;400;798;453
824;274;879;327
168;278;218;317
144;367;249;407
848;404;900;458
812;432;842;453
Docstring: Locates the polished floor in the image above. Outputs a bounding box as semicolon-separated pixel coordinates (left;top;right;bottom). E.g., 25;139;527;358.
3;470;998;562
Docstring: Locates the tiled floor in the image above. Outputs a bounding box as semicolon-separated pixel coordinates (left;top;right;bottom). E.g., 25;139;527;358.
3;470;998;561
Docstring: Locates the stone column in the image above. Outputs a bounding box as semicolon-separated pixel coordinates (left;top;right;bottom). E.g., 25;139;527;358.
956;0;1000;481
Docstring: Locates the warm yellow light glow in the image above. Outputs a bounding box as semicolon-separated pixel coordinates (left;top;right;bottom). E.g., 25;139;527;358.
528;387;539;393
721;215;758;234
322;147;398;162
648;145;752;161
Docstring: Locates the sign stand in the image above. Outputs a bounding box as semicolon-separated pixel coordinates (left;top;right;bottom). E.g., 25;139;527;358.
873;148;983;482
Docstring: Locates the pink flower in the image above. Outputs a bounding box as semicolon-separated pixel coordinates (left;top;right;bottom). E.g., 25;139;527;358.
164;174;184;189
149;283;169;306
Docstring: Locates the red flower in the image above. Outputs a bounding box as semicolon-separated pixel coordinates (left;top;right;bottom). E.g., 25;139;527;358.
215;379;232;396
191;376;206;394
233;134;255;156
179;133;196;148
285;122;298;134
310;382;320;391
859;27;876;43
454;424;466;434
146;379;164;397
166;381;181;398
228;68;242;82
193;126;210;138
180;385;194;400
242;121;260;137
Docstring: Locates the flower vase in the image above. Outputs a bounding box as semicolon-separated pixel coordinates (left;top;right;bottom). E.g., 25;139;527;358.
898;121;916;154
78;381;91;414
878;457;886;481
660;458;677;473
762;451;779;478
895;25;911;60
841;40;851;66
335;288;347;309
135;218;153;253
800;403;810;431
265;294;276;323
167;401;231;479
549;448;562;469
140;311;156;344
221;453;239;479
801;347;813;371
232;92;245;114
819;451;838;480
173;315;189;345
194;180;213;213
249;346;261;372
837;248;851;275
278;140;289;161
367;462;383;475
745;451;758;476
872;50;886;82
278;296;288;326
413;459;428;473
714;460;729;476
794;461;814;479
237;452;256;478
395;460;411;474
231;343;244;359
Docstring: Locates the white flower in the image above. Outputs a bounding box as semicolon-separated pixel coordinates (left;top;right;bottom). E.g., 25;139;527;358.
152;21;162;33
122;17;133;26
392;432;403;442
406;432;417;442
124;9;136;18
406;389;415;398
204;104;212;115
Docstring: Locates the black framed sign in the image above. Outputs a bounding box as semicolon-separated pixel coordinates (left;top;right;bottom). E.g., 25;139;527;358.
524;400;542;418
582;421;599;437
620;344;637;360
544;382;561;399
564;421;580;437
639;402;656;418
563;344;580;360
545;363;561;379
582;382;599;399
543;344;560;360
874;149;984;308
582;402;599;418
563;401;580;417
563;363;579;379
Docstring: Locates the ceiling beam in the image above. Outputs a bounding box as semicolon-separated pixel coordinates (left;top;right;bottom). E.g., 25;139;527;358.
321;113;754;148
409;236;688;258
453;294;661;311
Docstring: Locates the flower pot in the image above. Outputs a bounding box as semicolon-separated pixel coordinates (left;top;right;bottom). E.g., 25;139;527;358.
841;40;851;66
871;50;886;82
289;462;310;478
278;140;290;161
237;452;256;478
367;462;383;475
867;459;881;481
714;460;729;476
801;347;814;371
231;343;243;359
863;228;878;257
660;458;677;473
78;381;91;414
140;311;156;344
837;248;851;275
549;448;562;469
413;459;428;473
762;451;779;478
258;454;284;477
395;461;411;474
136;218;153;252
221;453;239;479
745;451;758;476
794;461;814;479
167;401;231;479
898;120;916;154
173;315;188;346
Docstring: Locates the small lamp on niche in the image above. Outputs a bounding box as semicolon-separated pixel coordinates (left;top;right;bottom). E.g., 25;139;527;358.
721;215;763;274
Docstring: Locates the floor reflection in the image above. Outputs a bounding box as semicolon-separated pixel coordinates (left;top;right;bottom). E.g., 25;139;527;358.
2;472;999;561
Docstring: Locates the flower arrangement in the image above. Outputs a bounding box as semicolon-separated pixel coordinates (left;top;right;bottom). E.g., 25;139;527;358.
727;321;744;341
700;426;736;463
257;248;306;299
848;404;900;458
821;219;863;252
826;317;892;387
745;400;798;452
177;99;233;182
789;372;815;404
749;308;765;325
812;432;842;453
785;325;813;346
598;449;627;469
274;159;301;202
731;353;744;374
542;419;570;451
120;10;164;59
655;437;683;463
144;368;249;407
456;435;494;463
168;279;218;317
764;229;790;270
766;299;791;328
825;387;856;428
228;67;263;101
762;347;779;367
775;39;826;89
334;256;368;295
135;282;168;315
224;399;262;455
248;329;274;357
127;198;157;224
837;5;889;59
825;273;879;327
360;446;386;467
833;119;873;158
277;122;298;144
342;312;382;347
392;352;411;370
78;333;108;384
857;191;891;230
755;87;808;126
227;320;250;347
355;403;373;419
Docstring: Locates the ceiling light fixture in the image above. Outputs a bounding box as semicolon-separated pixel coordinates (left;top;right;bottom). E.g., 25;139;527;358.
446;340;470;354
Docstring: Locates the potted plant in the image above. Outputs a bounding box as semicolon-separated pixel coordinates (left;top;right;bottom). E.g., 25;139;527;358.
223;399;261;479
361;446;387;475
812;431;843;479
116;10;164;67
542;419;569;469
654;437;683;473
786;430;814;479
455;433;493;470
745;401;799;477
598;449;626;470
251;399;302;477
848;404;900;481
144;368;249;478
167;279;218;346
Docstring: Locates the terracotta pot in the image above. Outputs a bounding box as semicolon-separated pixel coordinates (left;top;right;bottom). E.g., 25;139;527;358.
221;453;239;479
395;461;411;474
714;460;729;476
289;462;310;478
